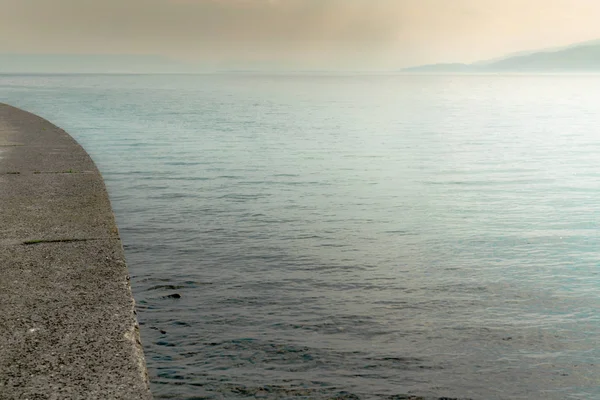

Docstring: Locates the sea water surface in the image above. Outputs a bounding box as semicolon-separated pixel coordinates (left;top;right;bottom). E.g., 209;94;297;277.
2;74;600;399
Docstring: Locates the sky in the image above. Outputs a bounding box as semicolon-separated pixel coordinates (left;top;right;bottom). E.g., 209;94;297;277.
2;0;600;70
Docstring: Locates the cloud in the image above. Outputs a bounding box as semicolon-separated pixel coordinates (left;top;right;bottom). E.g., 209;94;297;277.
0;0;410;68
2;0;600;69
3;0;403;43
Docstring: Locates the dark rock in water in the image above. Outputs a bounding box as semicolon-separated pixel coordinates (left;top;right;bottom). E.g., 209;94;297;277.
165;293;181;299
156;340;176;347
171;321;191;327
160;330;167;334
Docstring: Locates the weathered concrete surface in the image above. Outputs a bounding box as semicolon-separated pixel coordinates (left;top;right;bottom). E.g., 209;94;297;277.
0;103;152;399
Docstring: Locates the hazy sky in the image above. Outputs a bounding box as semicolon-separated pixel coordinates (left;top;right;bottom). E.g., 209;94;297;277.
2;0;600;69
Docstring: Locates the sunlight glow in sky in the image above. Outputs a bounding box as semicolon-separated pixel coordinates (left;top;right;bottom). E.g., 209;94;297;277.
2;0;600;69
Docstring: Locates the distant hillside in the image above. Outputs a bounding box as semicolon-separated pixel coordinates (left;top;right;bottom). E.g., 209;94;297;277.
0;54;196;73
404;40;600;72
403;63;471;73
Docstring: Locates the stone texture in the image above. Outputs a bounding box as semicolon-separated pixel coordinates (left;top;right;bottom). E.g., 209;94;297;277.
0;103;152;399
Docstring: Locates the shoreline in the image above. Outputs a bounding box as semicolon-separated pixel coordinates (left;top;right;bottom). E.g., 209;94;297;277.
0;103;152;399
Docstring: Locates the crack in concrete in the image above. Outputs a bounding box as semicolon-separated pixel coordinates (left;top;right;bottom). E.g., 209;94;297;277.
22;237;121;245
33;170;91;174
2;170;96;175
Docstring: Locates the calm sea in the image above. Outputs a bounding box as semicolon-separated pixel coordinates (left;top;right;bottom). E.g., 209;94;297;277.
2;74;600;399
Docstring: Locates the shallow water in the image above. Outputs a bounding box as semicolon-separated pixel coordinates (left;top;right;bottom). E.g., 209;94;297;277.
2;74;600;399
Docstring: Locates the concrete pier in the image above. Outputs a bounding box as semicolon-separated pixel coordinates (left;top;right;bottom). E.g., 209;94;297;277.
0;104;152;399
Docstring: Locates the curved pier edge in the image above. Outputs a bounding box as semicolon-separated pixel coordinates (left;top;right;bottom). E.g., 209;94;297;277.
0;103;152;399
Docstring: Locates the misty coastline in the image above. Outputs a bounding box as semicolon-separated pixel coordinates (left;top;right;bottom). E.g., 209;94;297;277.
403;40;600;73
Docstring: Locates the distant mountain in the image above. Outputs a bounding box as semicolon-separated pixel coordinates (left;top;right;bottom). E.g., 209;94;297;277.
404;40;600;72
0;54;196;73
